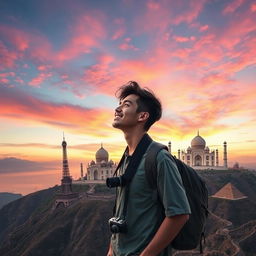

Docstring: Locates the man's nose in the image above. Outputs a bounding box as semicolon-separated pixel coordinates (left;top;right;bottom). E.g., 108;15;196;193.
115;105;122;112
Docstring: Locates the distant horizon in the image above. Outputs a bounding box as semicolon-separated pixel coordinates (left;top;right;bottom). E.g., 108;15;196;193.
1;0;256;195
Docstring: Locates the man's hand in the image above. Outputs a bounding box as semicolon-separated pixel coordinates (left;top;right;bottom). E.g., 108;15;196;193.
140;214;189;256
107;243;113;256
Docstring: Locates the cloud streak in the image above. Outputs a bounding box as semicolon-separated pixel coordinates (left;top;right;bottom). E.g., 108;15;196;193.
0;86;114;136
0;157;58;174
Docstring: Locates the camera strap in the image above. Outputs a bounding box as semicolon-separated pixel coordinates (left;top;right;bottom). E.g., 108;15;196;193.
114;133;152;183
114;133;153;218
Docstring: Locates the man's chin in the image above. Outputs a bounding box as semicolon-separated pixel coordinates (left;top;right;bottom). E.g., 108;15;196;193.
112;122;121;129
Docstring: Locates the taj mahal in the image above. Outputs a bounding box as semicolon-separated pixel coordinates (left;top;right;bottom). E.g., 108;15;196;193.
86;144;117;181
174;132;228;170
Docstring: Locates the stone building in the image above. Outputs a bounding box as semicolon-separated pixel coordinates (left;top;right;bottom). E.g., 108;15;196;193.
174;132;228;170
87;144;117;180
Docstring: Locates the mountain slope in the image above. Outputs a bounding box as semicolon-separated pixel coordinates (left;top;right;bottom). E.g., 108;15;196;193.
0;170;256;256
0;192;22;209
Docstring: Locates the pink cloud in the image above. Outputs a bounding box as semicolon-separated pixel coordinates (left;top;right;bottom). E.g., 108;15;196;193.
37;65;51;71
172;0;206;25
112;28;125;40
199;25;209;32
0;78;9;84
173;36;196;43
251;3;256;12
0;72;15;78
119;38;138;51
0;11;107;69
56;13;107;62
0;41;19;70
97;54;115;65
173;36;190;43
15;77;24;84
0;24;53;69
28;72;52;87
223;0;244;14
133;0;204;34
0;25;29;51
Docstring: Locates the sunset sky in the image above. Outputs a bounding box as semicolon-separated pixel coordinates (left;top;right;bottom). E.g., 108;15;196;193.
0;0;255;195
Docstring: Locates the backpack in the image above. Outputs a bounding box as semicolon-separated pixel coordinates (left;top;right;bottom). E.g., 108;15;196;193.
145;142;209;253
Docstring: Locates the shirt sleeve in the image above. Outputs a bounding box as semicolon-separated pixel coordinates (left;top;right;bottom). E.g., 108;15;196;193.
157;150;191;217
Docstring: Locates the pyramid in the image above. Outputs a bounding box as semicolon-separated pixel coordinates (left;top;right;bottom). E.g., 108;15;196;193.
211;182;247;200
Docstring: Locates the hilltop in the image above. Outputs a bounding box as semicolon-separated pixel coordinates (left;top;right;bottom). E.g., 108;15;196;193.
0;192;22;209
0;170;256;256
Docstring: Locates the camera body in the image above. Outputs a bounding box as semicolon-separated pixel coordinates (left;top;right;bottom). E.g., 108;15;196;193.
109;217;127;233
106;176;125;188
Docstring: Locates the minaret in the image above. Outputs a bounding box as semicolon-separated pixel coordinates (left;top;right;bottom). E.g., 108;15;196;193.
178;149;181;160
61;136;73;194
168;141;171;154
211;150;215;166
216;149;219;166
80;163;84;180
223;141;228;168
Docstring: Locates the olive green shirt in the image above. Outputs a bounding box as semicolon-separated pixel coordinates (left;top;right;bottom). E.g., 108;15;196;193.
111;146;191;256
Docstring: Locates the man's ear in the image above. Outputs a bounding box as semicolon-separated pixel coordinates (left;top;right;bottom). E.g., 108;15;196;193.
138;112;149;122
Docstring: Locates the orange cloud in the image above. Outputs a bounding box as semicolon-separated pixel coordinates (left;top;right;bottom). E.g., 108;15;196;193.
200;73;235;86
0;86;114;137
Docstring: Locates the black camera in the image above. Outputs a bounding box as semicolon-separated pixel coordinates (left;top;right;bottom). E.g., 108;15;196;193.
109;217;127;233
106;176;126;188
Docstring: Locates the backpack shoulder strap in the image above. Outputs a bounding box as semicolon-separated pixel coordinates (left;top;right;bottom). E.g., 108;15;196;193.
145;142;168;189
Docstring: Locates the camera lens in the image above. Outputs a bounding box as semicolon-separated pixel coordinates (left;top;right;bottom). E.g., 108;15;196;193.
106;177;122;188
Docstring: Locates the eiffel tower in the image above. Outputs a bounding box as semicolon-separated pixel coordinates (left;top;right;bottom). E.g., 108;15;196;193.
55;135;78;208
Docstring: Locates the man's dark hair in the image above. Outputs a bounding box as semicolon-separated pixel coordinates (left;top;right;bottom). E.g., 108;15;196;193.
116;81;162;131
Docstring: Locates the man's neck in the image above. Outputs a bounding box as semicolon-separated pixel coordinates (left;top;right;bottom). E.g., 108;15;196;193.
123;129;147;156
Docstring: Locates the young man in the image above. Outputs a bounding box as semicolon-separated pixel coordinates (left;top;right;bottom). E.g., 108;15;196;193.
107;81;191;256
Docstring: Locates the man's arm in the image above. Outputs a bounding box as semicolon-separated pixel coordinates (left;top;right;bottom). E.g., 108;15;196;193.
107;242;113;256
140;214;189;256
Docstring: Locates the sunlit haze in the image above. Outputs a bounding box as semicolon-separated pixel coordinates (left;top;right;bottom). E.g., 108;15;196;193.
0;0;255;195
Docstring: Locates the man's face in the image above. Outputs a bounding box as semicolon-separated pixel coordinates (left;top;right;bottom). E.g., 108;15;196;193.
112;94;141;130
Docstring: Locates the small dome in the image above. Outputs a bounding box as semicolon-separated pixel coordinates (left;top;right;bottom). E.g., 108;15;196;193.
191;133;206;149
90;160;96;165
96;145;109;163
